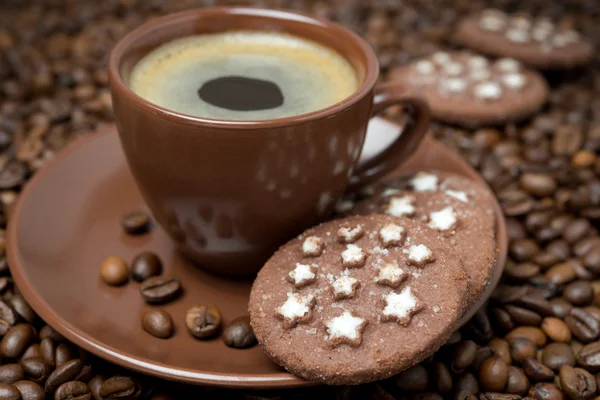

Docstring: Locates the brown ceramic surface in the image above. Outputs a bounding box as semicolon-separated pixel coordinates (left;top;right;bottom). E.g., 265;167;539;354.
109;8;430;275
7;120;506;389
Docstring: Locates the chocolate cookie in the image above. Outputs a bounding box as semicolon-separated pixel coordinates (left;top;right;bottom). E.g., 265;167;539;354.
347;173;496;307
388;51;549;127
455;9;594;69
249;214;468;385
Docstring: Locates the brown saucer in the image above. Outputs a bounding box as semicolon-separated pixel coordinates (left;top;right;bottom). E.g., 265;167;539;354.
7;118;507;389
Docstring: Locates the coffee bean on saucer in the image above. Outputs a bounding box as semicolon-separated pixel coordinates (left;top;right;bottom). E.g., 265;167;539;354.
141;309;174;339
223;316;256;349
130;252;163;282
185;305;221;339
140;275;181;304
99;257;128;286
99;376;138;399
0;383;21;400
55;381;91;400
13;380;44;400
121;211;151;235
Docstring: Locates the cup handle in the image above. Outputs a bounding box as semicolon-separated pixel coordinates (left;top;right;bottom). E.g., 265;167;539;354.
348;82;431;191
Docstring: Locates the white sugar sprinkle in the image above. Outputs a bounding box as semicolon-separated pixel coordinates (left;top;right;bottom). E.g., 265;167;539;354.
506;28;530;43
326;311;365;341
411;172;439;192
277;293;313;320
473;82;502;100
496;58;521;72
409;244;433;264
502;73;526;89
429;207;458;231
386;196;415;217
445;189;468;202
431;51;451;64
332;276;358;297
289;263;316;286
383;287;419;320
440;78;468;93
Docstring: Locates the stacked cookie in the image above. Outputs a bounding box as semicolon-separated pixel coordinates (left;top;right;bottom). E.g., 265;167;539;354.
249;170;497;385
388;9;593;127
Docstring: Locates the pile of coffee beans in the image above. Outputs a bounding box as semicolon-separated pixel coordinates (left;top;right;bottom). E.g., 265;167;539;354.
1;0;600;398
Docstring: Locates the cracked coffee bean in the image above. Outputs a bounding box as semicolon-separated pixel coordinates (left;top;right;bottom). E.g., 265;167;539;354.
185;305;221;339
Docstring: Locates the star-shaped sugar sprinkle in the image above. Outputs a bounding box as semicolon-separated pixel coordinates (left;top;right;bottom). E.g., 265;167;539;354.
302;236;324;257
379;223;405;248
410;172;439;192
341;244;366;268
331;276;360;300
276;293;315;329
408;244;435;266
429;207;458;232
445;190;468;203
337;225;364;244
386;195;416;217
288;263;317;288
382;287;422;326
377;261;406;288
325;311;368;347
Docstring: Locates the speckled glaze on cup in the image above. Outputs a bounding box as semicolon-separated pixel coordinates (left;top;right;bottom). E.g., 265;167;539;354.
109;8;430;275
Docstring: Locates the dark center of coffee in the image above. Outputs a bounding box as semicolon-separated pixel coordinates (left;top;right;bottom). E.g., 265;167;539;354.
197;76;284;111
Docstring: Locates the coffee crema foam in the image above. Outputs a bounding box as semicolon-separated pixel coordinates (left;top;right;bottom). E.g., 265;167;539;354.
128;31;360;120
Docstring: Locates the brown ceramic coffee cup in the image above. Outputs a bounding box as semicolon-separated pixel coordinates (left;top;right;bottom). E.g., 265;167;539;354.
109;7;430;276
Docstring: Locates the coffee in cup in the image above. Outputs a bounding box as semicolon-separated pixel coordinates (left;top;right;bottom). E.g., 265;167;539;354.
128;31;360;120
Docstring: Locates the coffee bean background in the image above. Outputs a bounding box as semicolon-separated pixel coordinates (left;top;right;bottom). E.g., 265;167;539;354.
1;0;600;398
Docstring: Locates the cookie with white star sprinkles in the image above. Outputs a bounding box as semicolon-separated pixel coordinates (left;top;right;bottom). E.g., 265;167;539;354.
455;9;594;69
249;214;468;385
388;51;549;127
345;171;497;309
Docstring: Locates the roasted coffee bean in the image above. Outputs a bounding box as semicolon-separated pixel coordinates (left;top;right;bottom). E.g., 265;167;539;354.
523;357;555;382
7;295;35;324
574;238;600;258
505;366;530;395
462;309;493;343
185;305;221;339
0;365;22;384
0;383;21;400
430;362;452;394
74;365;93;383
55;343;77;367
479;356;508;392
577;341;600;370
39;325;65;342
550;298;573;319
541;317;572;343
515;295;554;316
504;305;542;326
455;373;479;396
0;299;17;326
141;309;173;339
100;257;128;286
520;173;557;197
55;381;91;400
542;343;575;371
507;327;547;347
490;308;514;332
130;252;162;282
99;376;138;399
546;263;577;285
472;346;495;372
1;324;33;359
509;337;538;364
528;382;564;400
492;285;530;304
44;359;83;393
506;218;527;241
564;219;591;243
40;338;56;367
506;262;540;281
0;161;26;190
223;316;256;349
565;282;595;306
13;380;44;400
489;338;511;365
559;365;596;400
20;358;50;384
121;211;151;235
88;375;105;400
140;275;181;304
20;345;41;360
566;308;600;343
479;394;521;400
511;239;540;262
